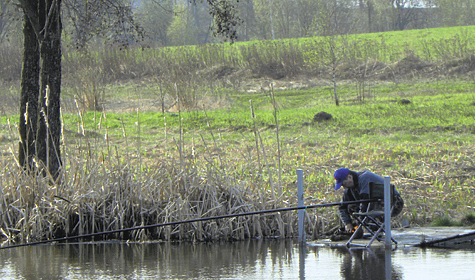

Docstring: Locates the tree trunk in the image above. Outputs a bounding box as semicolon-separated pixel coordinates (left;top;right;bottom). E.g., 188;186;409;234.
19;0;63;180
367;1;373;33
268;0;275;40
333;69;339;106
18;10;40;171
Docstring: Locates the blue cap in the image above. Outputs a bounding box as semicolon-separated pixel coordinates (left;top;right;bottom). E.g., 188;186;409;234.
334;168;350;190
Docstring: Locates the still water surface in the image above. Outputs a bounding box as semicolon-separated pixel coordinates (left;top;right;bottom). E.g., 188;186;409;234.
0;239;474;279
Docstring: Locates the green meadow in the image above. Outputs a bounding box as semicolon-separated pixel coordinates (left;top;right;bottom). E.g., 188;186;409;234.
0;26;475;243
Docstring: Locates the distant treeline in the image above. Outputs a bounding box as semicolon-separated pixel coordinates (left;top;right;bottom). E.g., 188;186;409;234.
133;0;474;46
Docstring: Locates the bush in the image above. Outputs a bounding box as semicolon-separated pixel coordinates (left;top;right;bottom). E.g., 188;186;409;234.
460;213;475;226
430;216;459;227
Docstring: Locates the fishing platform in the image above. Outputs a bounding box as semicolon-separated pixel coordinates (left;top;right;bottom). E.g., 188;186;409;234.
308;227;475;249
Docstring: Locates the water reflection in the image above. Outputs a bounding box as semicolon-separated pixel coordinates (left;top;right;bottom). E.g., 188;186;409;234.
0;240;300;279
0;239;473;279
332;247;402;280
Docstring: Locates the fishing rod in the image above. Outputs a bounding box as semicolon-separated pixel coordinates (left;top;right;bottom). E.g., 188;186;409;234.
0;199;378;250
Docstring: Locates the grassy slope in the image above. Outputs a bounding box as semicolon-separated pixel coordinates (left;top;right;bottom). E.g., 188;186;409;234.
57;25;475;83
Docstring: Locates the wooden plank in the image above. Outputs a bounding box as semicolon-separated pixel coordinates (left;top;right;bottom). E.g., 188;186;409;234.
417;230;475;248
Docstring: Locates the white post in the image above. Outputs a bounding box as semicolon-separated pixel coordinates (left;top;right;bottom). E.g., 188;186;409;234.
384;176;392;248
297;169;306;243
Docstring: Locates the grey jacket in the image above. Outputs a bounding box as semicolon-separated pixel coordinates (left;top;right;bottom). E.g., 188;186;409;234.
338;171;398;225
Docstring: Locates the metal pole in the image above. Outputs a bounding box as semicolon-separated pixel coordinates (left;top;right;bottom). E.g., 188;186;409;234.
299;242;306;280
297;169;306;243
384;176;391;248
385;245;392;279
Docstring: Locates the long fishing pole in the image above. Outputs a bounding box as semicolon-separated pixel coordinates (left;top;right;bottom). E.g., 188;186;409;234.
0;199;378;250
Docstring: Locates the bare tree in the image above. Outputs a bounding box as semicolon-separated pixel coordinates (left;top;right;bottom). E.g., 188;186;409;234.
135;0;174;46
315;0;354;106
295;0;319;36
317;0;354;36
391;0;420;30
236;0;257;40
17;0;241;180
320;35;350;106
63;0;144;49
356;0;375;33
371;0;420;31
437;0;475;27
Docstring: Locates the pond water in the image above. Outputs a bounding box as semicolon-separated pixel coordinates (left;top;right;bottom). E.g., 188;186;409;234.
0;239;474;279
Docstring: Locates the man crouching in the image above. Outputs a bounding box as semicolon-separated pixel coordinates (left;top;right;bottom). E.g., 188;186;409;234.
333;168;404;236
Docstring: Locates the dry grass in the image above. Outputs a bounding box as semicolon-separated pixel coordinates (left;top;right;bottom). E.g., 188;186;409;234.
0;121;324;243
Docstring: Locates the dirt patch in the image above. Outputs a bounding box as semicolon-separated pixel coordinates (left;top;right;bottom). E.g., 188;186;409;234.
313;111;333;122
199;65;237;80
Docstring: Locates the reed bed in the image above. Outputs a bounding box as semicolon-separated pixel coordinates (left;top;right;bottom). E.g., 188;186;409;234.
0;107;322;243
0;147;310;243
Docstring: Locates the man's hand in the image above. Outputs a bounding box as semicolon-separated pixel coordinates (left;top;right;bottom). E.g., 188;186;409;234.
345;223;354;232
